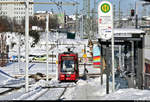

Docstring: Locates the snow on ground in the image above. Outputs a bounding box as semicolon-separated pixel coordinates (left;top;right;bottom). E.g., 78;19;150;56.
61;75;113;100
101;88;150;100
61;75;150;100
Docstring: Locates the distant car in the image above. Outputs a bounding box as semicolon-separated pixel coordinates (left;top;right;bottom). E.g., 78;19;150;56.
10;56;18;62
33;55;47;62
29;55;36;62
20;56;25;62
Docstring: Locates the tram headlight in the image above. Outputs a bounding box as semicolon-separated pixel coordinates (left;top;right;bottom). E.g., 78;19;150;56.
61;74;65;78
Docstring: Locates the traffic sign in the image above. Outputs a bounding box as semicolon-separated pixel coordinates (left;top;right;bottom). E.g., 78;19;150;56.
98;1;113;40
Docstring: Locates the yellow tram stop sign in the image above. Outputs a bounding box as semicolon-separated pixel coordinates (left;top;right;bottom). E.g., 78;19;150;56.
101;3;110;13
83;54;87;58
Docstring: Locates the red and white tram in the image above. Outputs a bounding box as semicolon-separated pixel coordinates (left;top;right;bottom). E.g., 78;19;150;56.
58;49;79;82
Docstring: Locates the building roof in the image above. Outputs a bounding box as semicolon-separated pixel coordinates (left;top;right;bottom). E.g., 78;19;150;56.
114;28;145;34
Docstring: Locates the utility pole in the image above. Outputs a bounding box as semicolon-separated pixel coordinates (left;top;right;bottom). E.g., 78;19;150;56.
46;12;49;82
88;0;91;39
82;0;86;38
93;0;96;37
83;0;87;15
135;1;138;28
106;42;110;94
119;0;121;27
52;51;54;72
113;5;116;28
83;0;91;39
75;1;78;36
25;0;29;93
142;7;146;25
18;31;21;73
81;11;84;39
91;9;94;39
87;0;90;18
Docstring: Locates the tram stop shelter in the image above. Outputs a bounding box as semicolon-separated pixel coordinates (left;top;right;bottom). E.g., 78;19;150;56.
98;28;146;89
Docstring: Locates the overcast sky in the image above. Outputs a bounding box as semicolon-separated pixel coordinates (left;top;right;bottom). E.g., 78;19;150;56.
34;0;150;16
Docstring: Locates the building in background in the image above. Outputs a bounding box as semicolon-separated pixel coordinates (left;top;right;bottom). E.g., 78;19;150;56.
0;0;34;24
34;11;48;21
57;13;65;28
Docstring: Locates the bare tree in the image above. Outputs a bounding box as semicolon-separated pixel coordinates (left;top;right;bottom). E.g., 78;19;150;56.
49;16;59;29
0;16;11;32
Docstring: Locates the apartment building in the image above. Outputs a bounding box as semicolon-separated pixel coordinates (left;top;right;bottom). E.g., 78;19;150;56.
0;0;34;24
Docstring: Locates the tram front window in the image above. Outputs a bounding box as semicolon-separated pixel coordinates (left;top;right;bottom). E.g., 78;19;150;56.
62;60;74;72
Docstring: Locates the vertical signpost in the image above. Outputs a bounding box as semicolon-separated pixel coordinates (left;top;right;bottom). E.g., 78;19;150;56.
98;1;115;93
25;0;29;93
46;12;49;82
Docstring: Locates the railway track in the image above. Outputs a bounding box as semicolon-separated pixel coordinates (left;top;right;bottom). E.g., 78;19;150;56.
0;87;20;96
8;81;77;100
0;79;36;99
0;74;97;100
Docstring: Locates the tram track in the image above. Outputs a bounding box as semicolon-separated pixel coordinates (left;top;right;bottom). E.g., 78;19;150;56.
0;81;74;100
0;84;25;96
0;87;20;96
0;79;36;99
35;82;76;100
58;87;67;100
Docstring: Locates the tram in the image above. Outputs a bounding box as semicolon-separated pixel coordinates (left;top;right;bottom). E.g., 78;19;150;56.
58;48;79;82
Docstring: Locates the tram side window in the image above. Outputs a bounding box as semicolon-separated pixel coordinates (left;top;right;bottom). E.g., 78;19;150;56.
62;60;74;72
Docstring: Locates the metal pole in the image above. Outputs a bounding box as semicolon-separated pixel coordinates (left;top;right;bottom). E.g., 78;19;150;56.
25;0;29;93
142;36;145;89
119;0;121;27
87;0;90;18
46;12;49;82
101;45;103;85
82;14;84;39
18;33;21;73
119;45;122;71
112;6;115;93
75;1;78;36
106;42;109;94
56;31;59;80
112;36;115;92
83;44;87;79
132;41;134;73
52;51;53;72
122;47;125;71
135;1;138;28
